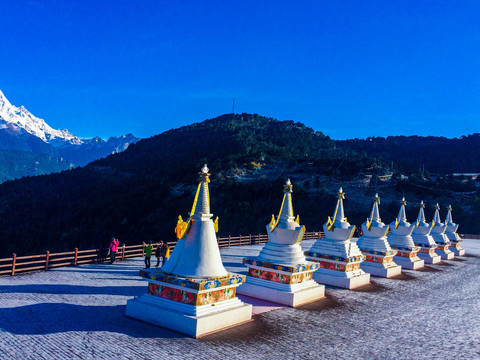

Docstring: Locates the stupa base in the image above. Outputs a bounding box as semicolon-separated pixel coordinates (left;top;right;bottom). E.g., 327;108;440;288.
393;256;424;270
450;243;465;256
126;295;252;338
237;277;325;307
451;248;465;256
360;262;402;278
312;270;370;289
417;252;442;264
438;251;455;260
435;244;454;260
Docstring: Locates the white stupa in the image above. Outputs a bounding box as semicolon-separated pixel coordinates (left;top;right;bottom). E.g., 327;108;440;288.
305;188;370;289
126;165;252;337
430;203;454;260
238;179;325;307
387;198;424;270
444;205;465;256
357;194;402;278
411;201;441;264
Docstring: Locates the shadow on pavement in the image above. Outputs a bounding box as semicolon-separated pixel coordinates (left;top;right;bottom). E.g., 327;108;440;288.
0;284;145;296
0;303;183;339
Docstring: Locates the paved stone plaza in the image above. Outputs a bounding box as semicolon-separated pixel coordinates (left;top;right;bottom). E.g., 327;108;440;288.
0;239;479;360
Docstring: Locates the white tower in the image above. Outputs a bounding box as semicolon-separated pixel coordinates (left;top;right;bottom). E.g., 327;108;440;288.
305;188;370;289
387;198;424;270
411;201;441;264
357;194;402;278
238;179;325;307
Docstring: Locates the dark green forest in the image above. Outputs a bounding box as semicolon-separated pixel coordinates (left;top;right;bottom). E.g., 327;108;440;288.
339;134;480;173
0;114;478;257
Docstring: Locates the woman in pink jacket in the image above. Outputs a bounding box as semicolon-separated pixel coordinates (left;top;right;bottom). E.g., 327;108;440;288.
109;237;120;264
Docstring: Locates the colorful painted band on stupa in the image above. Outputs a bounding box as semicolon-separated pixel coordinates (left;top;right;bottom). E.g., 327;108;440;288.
389;245;420;258
147;282;237;306
304;251;364;263
417;246;437;254
436;244;451;252
247;267;313;284
449;242;463;250
242;258;319;273
308;258;362;272
364;254;395;264
139;269;245;291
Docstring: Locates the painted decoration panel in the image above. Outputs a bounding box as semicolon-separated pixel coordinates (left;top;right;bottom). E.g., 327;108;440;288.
364;255;394;264
148;282;236;306
243;258;319;273
247;268;313;284
140;270;245;291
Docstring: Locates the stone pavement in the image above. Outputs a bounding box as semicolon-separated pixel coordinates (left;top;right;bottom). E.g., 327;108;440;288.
0;240;479;360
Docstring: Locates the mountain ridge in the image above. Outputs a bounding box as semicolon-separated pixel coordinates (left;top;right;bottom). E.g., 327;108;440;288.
0;90;139;180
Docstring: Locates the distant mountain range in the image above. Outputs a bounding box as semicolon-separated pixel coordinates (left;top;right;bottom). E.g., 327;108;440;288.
0;90;138;181
0;113;478;258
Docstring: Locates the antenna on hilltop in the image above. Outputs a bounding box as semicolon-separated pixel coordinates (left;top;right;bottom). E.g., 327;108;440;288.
232;98;235;114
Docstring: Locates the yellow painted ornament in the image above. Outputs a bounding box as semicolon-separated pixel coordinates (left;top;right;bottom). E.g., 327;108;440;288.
366;218;373;230
295;215;300;225
326;216;334;232
395;218;400;229
175;215;188;239
214;216;219;233
269;214;275;228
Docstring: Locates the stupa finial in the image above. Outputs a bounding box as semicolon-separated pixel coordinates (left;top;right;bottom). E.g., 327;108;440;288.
432;203;441;225
395;197;407;227
446;204;453;224
370;194;381;221
284;178;293;194
190;164;212;219
327;187;347;231
270;179;295;231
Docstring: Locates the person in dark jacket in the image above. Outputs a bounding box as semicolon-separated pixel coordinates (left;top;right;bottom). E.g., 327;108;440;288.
155;241;169;268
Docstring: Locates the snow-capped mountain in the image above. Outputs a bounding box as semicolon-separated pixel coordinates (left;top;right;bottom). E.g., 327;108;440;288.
0;89;139;181
0;90;82;146
57;134;139;166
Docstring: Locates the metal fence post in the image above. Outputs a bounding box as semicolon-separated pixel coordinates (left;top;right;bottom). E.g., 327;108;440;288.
11;253;16;276
45;251;50;271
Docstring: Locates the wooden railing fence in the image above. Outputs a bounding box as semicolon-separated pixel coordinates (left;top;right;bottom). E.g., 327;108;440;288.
0;231;324;277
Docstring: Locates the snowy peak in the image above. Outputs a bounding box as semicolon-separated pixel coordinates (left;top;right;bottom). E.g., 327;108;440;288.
0;89;82;146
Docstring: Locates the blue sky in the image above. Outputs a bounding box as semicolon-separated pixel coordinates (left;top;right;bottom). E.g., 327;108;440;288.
1;1;479;139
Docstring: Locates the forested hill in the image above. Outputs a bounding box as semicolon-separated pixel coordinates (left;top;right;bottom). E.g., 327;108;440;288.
0;114;478;258
0;114;379;257
338;134;480;173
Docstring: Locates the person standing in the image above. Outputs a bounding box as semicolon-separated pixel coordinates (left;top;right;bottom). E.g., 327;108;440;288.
109;237;119;264
143;241;153;268
162;241;170;266
155;241;169;268
155;241;162;268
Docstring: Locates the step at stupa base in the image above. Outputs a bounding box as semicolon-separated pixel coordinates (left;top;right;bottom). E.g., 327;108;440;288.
126;295;252;338
451;248;465;256
438;251;455;260
237;277;325;307
417;252;441;264
312;270;370;289
393;256;424;270
390;247;424;270
450;243;465;256
360;262;402;278
435;245;455;260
